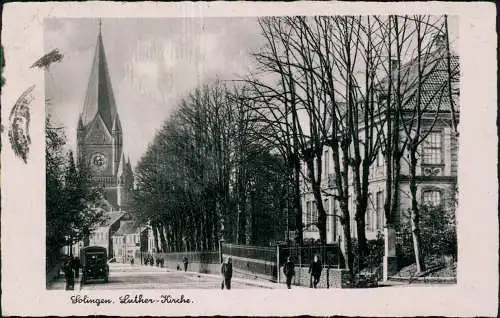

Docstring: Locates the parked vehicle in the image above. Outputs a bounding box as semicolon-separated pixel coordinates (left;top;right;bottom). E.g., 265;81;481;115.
80;246;109;284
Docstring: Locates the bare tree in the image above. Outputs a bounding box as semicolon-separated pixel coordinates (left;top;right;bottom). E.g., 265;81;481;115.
397;15;458;272
369;15;459;272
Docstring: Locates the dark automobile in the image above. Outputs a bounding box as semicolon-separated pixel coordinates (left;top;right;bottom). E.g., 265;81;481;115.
80;246;109;284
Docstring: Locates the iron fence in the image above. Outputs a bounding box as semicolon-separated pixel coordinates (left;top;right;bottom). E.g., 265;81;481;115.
135;250;219;265
278;243;343;270
278;244;343;287
395;230;414;268
220;243;277;281
218;242;344;284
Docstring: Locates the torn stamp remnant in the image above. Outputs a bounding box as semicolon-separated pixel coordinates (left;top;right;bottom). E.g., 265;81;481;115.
8;85;34;163
31;49;64;70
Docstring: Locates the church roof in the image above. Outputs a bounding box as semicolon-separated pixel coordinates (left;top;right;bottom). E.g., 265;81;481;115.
81;25;118;132
114;220;138;236
83;112;113;144
99;211;125;227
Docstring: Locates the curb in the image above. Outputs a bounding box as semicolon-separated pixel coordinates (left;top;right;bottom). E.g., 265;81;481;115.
129;264;289;289
388;276;457;284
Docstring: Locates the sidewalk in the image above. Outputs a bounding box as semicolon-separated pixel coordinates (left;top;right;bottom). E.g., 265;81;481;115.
47;270;82;291
135;264;306;289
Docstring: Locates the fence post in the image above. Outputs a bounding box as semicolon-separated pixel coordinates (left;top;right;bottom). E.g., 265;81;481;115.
276;244;280;284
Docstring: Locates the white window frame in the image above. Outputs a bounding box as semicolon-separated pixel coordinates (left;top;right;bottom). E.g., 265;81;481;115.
422;188;442;207
422;130;443;165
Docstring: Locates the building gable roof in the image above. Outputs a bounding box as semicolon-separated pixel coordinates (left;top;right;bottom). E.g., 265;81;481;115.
378;48;460;113
114;220;138;236
83;113;113;144
98;211;125;228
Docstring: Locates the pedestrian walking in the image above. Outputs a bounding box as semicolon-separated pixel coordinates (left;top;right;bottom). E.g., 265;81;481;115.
183;256;189;272
130;257;135;266
221;256;233;290
308;255;322;288
63;257;75;291
283;256;295;289
72;256;81;279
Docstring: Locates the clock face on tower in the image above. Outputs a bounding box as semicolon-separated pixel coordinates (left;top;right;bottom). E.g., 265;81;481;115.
90;153;107;171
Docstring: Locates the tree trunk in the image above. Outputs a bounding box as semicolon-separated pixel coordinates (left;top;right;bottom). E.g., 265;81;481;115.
384;143;393;226
245;191;252;245
311;181;327;244
211;206;218;250
409;145;425;272
306;155;326;244
391;150;402;224
293;155;304;246
355;196;368;267
340;202;354;272
151;221;160;253
201;209;208;251
353;161;368;260
158;222;168;253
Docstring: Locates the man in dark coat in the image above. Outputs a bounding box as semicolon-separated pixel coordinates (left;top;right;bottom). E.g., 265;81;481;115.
63;257;75;290
308;255;322;288
72;256;81;279
183;257;189;272
221;257;233;290
283;256;295;289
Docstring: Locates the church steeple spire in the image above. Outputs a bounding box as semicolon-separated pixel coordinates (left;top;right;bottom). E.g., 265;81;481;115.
80;19;117;132
77;19;132;210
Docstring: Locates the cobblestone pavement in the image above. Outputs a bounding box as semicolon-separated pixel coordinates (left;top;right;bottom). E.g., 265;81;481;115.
48;263;277;290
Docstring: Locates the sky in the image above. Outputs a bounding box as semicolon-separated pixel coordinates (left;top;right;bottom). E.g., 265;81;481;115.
45;16;458;169
45;17;265;168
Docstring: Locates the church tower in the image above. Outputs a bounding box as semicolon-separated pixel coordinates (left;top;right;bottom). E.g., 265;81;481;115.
77;21;133;210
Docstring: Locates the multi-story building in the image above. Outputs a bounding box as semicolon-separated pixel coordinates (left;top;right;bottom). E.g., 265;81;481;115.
88;211;125;258
112;220;148;263
301;38;459;245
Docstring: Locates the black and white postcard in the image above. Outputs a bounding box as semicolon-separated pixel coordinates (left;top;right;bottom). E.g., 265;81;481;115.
1;2;497;316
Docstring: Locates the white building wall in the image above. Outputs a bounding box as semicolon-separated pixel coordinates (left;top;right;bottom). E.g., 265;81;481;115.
300;121;457;243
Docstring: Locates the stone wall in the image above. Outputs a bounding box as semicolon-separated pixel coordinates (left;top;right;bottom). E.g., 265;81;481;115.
281;266;351;288
140;259;220;275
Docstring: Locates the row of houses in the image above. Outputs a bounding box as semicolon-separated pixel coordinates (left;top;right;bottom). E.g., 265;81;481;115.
67;211;154;263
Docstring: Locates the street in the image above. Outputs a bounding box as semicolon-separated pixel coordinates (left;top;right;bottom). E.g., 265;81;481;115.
48;263;276;290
